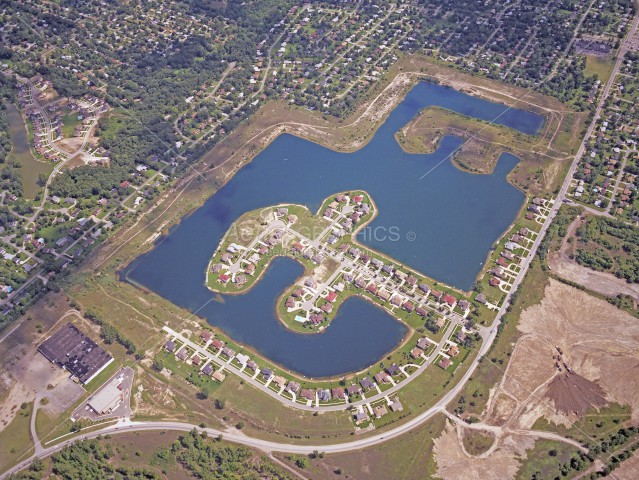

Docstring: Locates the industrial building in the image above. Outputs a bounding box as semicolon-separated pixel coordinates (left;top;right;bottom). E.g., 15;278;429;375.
38;323;113;384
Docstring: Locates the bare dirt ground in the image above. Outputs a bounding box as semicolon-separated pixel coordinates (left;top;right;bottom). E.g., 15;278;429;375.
433;279;639;480
433;420;534;480
515;279;639;421
612;452;639;479
545;372;608;418
56;137;83;154
548;217;639;301
0;294;78;433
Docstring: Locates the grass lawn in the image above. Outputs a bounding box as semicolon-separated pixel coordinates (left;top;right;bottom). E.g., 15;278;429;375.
515;438;580;480
584;56;616;84
531;403;632;446
37;224;70;244
157;350;223;397
277;413;446;479
0;402;34;473
61;112;82;138
213;376;353;443
461;428;495;455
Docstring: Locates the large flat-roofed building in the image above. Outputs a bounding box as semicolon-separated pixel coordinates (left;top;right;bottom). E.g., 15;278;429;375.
38;323;113;384
88;383;123;414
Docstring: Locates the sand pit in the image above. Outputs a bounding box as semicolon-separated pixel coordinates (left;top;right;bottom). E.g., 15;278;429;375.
545;372;608;417
500;335;555;404
517;279;639;421
440;278;639;480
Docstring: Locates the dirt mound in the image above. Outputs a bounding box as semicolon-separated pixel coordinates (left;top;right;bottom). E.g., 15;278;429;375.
545;372;608;417
517;279;639;420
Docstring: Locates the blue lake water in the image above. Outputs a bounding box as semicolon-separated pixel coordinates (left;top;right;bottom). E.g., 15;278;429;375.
123;82;542;378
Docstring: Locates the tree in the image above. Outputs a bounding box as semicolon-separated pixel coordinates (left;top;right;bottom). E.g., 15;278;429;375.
197;389;209;400
152;358;164;372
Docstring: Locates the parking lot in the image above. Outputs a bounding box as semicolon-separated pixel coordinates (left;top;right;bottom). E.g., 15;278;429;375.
71;366;134;422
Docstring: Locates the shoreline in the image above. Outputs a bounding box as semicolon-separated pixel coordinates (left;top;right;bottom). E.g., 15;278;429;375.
111;61;559;382
204;190;467;330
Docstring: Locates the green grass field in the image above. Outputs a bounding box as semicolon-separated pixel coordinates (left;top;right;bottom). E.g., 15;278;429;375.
584;56;615;84
60;112;82;138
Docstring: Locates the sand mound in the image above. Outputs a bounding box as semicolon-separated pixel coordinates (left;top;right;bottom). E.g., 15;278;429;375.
545;372;608;417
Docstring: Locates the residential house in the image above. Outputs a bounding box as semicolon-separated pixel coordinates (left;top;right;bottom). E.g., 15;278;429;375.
200;331;214;342
438;358;452;369
374;371;390;384
331;387;346;400
273;375;287;388
378;289;391;302
443;295;457;308
389;398;403;412
201;363;214;376
346;384;362;396
360;377;374;391
221;347;235;358
447;344;460;357
354;411;368;424
373;404;388;419
287;381;300;394
411;347;424;359
176;348;188;361
318;389;331;402
300;389;314;401
236;353;249;365
386;364;400;376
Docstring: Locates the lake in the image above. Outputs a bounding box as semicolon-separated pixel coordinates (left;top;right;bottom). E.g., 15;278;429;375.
123;82;543;378
4;102;53;199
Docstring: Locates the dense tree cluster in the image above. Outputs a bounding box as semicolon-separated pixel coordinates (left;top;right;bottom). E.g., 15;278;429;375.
84;310;137;355
153;430;294;480
9;441;159;480
575;217;639;282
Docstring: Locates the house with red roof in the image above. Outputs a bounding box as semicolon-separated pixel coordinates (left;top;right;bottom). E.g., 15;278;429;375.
443;294;457;308
326;291;338;303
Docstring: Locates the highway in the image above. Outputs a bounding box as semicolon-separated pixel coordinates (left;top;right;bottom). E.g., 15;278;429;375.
2;13;637;480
